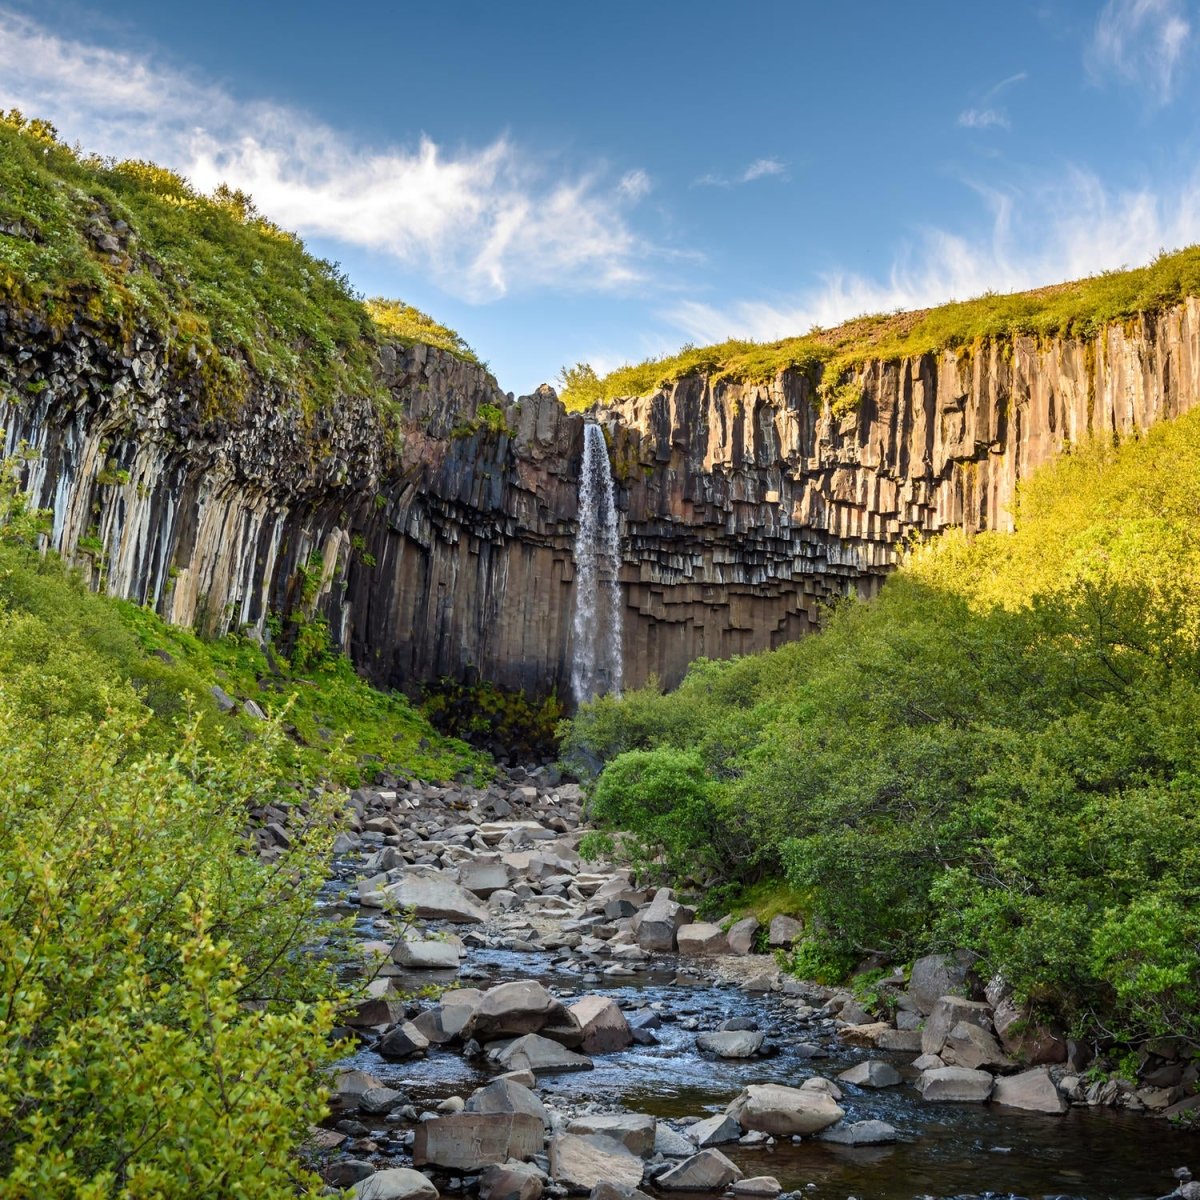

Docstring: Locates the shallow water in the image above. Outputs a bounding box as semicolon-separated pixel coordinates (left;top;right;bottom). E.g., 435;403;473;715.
334;935;1196;1200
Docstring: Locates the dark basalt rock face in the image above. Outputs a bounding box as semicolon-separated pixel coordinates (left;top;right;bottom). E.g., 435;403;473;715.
3;299;1198;698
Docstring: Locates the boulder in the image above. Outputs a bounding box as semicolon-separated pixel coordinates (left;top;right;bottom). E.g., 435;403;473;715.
817;1119;897;1146
466;1078;549;1128
915;1066;994;1103
657;1149;743;1191
921;996;994;1055
909;951;977;1015
439;988;485;1039
941;1020;1013;1071
876;1028;923;1052
497;1033;594;1074
837;1021;892;1047
687;1112;741;1147
549;1133;645;1193
655;1124;700;1157
362;871;488;923
328;1161;376;1186
459;860;513;897
992;1066;1068;1114
588;1184;653;1200
464;980;583;1046
726;916;760;955
992;997;1068;1064
353;1169;440;1200
837;1060;902;1088
414;1112;544;1170
729;1180;782;1198
767;915;803;947
378;1020;430;1059
635;889;693;952
360;1085;408;1114
726;1083;844;1135
392;937;461;970
567;1114;656;1157
696;1030;764;1058
479;1164;543;1200
675;923;726;955
568;996;633;1054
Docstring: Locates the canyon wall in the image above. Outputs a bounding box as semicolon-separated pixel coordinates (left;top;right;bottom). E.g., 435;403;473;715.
4;299;1200;698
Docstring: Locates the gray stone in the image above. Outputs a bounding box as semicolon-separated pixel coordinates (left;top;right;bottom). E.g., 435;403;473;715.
464;980;583;1045
352;1169;440;1200
655;1124;699;1157
588;1184;653;1200
726;916;760;955
909;951;977;1015
921;995;994;1055
941;1020;1012;1071
497;1033;594;1075
568;995;633;1054
635;889;693;952
726;1083;844;1135
363;871;488;923
479;1163;543;1200
817;1119;898;1146
837;1059;902;1088
328;1160;376;1187
378;1020;430;1059
687;1112;741;1147
466;1078;549;1128
549;1133;645;1192
876;1027;923;1052
915;1065;994;1103
360;1085;408;1113
992;997;1068;1065
767;914;803;947
567;1114;656;1157
696;1030;764;1058
992;1066;1068;1114
414;1112;544;1170
459;860;513;896
675;922;726;955
392;937;461;970
657;1149;743;1191
729;1179;782;1198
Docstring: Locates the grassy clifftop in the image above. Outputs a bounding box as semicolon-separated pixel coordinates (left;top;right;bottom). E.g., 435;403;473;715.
561;245;1200;410
0;111;478;419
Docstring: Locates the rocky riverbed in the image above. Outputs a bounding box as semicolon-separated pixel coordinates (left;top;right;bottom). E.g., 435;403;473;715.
272;768;1198;1200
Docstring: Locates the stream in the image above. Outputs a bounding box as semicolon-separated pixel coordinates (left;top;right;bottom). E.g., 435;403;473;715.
313;772;1196;1200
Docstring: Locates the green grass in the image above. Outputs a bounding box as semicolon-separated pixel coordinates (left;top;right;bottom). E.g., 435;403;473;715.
0;111;478;422
560;245;1200;409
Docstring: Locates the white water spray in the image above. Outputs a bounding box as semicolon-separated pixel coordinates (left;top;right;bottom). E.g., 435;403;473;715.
570;423;623;705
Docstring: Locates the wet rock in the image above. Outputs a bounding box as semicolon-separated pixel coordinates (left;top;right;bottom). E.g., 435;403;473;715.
549;1132;645;1192
360;1085;409;1114
837;1060;902;1088
439;988;485;1038
414;1112;544;1170
567;1114;656;1157
327;1160;377;1186
657;1148;743;1191
496;1033;594;1074
687;1112;741;1147
726;916;760;955
729;1178;782;1197
568;995;633;1054
466;1078;550;1128
696;1030;764;1058
655;1125;699;1157
352;1169;440;1199
915;1065;994;1103
817;1119;898;1146
463;980;583;1045
378;1020;431;1059
588;1183;653;1200
726;1083;844;1135
992;1066;1068;1114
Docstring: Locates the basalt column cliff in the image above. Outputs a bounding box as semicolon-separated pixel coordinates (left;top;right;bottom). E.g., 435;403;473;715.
4;300;1200;696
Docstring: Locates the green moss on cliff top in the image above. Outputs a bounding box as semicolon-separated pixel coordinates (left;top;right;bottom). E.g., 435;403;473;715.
0;112;478;418
561;245;1200;409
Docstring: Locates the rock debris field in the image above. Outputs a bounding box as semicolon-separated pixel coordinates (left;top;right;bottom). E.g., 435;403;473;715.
283;768;1198;1200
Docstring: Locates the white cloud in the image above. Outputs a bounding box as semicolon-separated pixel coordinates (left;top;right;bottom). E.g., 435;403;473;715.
662;167;1200;344
1087;0;1192;103
695;157;788;187
958;107;1011;130
0;9;654;302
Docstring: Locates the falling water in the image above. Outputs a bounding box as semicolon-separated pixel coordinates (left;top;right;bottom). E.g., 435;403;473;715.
570;422;623;705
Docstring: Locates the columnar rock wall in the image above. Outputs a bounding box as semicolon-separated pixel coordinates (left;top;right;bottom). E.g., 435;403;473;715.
4;299;1199;698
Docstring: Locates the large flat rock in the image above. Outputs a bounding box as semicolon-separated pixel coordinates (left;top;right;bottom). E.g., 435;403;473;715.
414;1111;544;1170
363;871;488;923
549;1133;645;1193
915;1065;994;1103
657;1149;743;1191
726;1083;844;1136
464;980;583;1045
497;1033;594;1075
992;1066;1068;1113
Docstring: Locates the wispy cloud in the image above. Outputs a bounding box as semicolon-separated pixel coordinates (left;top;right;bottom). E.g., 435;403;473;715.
1087;0;1192;104
662;167;1200;344
695;157;788;187
957;70;1027;131
0;9;656;302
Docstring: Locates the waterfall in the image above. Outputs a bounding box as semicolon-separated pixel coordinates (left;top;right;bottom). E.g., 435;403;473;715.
570;422;623;705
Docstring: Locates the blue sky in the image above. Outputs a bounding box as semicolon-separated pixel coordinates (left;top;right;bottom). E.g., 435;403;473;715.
2;0;1199;392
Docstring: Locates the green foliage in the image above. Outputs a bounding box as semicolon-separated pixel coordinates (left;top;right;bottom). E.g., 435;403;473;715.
565;408;1200;1041
422;677;562;762
0;437;50;545
365;297;479;363
564;245;1200;408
